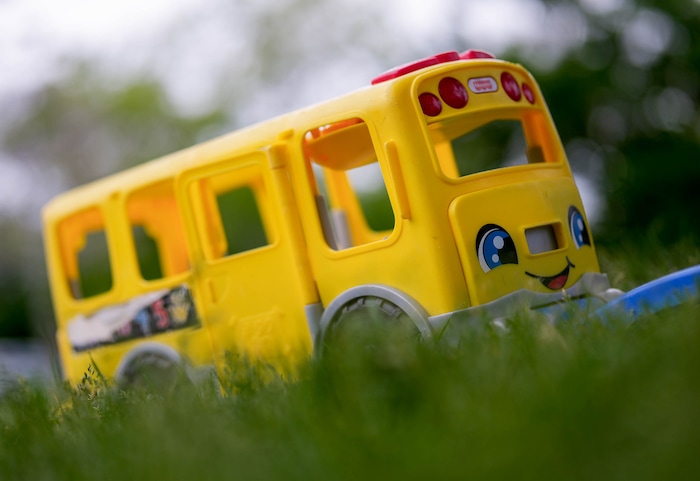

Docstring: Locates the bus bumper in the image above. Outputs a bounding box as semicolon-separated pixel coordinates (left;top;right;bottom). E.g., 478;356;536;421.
429;273;622;340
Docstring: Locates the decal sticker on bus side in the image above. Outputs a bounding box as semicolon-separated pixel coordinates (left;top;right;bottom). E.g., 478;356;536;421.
67;285;199;352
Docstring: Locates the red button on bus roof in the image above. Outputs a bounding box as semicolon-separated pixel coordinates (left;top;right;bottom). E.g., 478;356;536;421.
460;49;495;59
371;51;461;85
371;50;496;85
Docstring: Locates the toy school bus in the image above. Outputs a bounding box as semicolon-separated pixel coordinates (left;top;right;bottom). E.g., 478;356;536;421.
43;49;619;386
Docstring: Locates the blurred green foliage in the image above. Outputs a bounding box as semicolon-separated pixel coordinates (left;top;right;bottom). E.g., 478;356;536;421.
1;303;700;480
5;67;226;187
216;186;270;256
76;231;113;299
132;227;163;281
528;0;700;242
0;275;30;338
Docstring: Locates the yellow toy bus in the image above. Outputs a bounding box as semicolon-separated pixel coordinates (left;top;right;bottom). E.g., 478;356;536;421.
43;50;619;386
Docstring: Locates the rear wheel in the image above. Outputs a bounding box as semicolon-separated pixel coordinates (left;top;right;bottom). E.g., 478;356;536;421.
119;351;188;394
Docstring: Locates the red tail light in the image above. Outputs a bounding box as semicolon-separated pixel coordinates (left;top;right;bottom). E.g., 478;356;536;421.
438;77;469;109
522;83;536;104
419;93;442;116
501;72;522;101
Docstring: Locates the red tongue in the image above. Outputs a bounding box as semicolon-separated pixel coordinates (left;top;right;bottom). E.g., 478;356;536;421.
547;275;568;290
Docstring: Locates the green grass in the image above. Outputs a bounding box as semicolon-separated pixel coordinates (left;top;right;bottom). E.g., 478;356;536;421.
2;245;700;480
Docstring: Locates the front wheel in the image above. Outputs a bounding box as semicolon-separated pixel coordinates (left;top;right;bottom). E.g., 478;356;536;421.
324;296;421;361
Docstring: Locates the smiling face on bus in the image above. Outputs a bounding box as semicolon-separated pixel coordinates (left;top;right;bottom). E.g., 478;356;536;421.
474;205;595;295
448;177;600;304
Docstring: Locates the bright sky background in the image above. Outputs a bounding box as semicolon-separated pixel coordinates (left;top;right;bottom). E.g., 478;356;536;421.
0;0;631;112
0;0;201;98
0;0;556;110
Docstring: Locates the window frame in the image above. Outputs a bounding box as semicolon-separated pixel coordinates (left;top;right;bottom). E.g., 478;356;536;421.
426;107;563;181
124;178;191;283
183;158;277;265
301;117;398;252
56;205;114;301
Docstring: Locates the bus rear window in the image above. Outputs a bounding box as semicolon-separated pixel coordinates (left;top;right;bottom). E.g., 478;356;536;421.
430;111;553;179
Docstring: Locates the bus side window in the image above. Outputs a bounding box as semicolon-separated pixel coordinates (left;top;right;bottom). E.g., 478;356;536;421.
126;180;190;281
216;185;268;255
303;118;395;251
57;207;113;299
190;166;271;261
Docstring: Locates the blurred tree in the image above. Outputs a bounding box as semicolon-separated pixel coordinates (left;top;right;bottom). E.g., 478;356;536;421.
0;220;31;338
5;66;227;189
508;0;700;243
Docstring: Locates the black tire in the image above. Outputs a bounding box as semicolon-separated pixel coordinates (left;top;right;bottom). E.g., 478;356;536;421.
324;296;420;358
119;352;188;393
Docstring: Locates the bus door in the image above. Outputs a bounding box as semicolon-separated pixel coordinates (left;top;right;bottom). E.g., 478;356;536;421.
179;151;315;373
299;118;407;306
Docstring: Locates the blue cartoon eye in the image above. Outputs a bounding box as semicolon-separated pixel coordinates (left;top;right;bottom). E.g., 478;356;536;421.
476;224;519;273
568;206;590;249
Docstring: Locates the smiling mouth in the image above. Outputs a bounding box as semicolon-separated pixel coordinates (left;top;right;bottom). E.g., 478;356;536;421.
525;258;575;290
